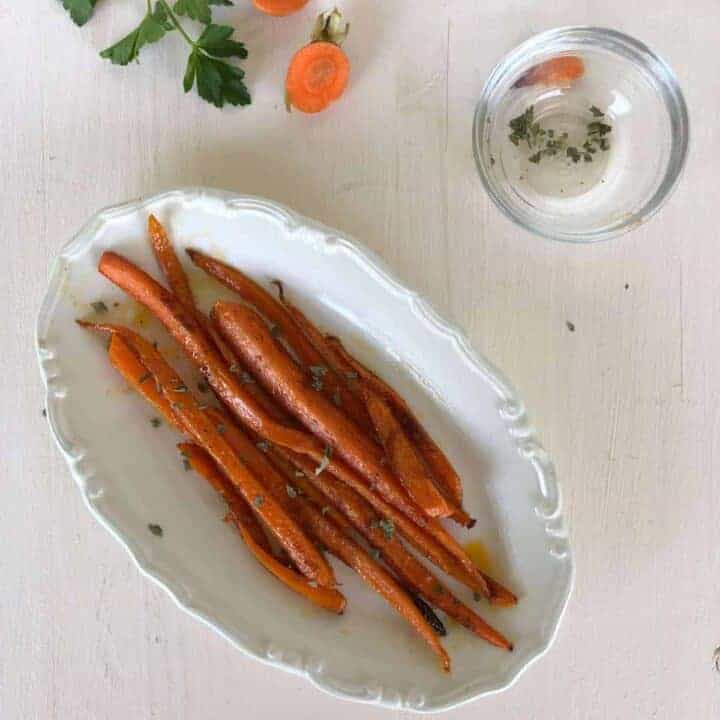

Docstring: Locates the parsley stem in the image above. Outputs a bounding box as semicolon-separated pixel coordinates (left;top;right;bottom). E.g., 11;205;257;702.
159;0;196;47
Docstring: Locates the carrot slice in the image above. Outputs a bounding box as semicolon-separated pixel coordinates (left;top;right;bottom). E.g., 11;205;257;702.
513;56;585;88
80;319;335;589
186;250;371;430
253;0;309;16
179;441;346;613
212;301;428;525
286;41;349;114
284;450;512;649
363;390;454;518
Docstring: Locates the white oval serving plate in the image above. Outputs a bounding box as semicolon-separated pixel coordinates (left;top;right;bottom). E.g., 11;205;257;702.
36;188;572;712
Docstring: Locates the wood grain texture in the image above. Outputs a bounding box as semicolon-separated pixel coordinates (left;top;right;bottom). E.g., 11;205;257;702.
2;0;719;717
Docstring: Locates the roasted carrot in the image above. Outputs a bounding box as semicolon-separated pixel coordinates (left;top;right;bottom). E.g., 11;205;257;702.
97;253;483;584
324;335;467;514
253;0;309;16
275;447;490;597
148;215;196;310
80;318;335;588
283;450;512;648
212;301;428;522
187;249;371;431
215;411;450;670
285;304;473;527
513;55;585;89
363;390;454;518
286;9;350;114
213;300;484;574
107;333;184;433
179;441;346;614
99;253;383;505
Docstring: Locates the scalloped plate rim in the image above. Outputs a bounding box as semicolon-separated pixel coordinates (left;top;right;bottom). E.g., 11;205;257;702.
36;187;574;713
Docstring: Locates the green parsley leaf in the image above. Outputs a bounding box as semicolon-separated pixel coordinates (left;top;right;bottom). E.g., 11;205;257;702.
184;51;250;107
62;0;98;27
173;0;220;24
100;3;170;66
197;24;248;59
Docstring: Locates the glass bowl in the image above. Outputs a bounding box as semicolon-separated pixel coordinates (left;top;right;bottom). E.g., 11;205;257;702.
473;27;689;243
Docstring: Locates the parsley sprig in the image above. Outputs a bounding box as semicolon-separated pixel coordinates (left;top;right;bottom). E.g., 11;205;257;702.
61;0;249;109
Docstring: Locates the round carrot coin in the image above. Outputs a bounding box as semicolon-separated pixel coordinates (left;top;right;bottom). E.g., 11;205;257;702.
286;41;350;113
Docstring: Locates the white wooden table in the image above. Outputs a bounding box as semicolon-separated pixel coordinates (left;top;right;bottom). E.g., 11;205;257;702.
3;1;719;717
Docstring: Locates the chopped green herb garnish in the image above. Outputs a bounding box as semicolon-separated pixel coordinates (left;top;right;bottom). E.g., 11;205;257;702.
566;146;581;163
269;323;281;338
197;379;210;393
148;523;164;537
182;458;191;471
286;484;298;498
587;121;612;137
240;371;255;384
91;301;108;314
216;423;226;434
370;548;381;561
508;104;612;166
150;417;162;428
309;365;328;392
332;389;342;407
256;441;270;452
378;518;395;539
473;591;482;602
345;371;359;381
253;494;264;508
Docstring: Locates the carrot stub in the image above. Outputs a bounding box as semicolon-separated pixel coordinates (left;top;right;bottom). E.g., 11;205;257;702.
253;0;309;16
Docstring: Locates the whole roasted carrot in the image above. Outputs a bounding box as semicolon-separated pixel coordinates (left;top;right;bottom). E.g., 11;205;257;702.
80;319;335;589
213;300;484;573
324;335;466;511
148;215;196;309
278;448;494;600
287;451;512;649
215;410;451;671
282;302;474;527
179;442;346;614
97;252;431;531
186;249;372;431
363;390;453;518
212;302;426;520
107;333;185;433
98;253;480;580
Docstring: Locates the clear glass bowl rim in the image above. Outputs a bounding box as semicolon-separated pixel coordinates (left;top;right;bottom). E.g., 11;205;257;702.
473;26;690;243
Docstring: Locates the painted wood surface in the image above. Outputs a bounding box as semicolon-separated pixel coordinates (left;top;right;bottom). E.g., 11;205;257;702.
2;0;718;717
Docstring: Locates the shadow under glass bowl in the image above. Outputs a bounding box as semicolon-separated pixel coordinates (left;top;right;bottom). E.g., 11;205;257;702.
473;27;689;243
